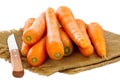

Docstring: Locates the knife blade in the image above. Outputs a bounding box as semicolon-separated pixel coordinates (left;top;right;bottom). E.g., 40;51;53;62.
7;34;24;78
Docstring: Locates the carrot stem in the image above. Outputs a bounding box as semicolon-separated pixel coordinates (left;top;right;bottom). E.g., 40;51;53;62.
32;57;38;63
64;47;71;56
26;36;32;41
54;53;61;58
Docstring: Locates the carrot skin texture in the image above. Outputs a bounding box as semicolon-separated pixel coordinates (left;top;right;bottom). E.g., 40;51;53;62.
22;12;46;45
60;29;73;56
27;36;47;67
76;19;94;57
46;7;64;60
21;18;35;56
87;22;107;58
56;6;88;48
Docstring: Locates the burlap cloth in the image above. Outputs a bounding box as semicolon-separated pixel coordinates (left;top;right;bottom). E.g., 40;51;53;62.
0;29;120;76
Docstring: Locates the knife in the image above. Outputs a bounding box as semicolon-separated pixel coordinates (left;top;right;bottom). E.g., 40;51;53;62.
7;34;24;78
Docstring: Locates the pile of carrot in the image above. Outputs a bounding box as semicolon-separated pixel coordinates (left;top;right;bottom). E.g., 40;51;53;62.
21;6;107;67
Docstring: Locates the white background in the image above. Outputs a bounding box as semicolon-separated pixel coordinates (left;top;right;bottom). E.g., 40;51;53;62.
0;0;120;80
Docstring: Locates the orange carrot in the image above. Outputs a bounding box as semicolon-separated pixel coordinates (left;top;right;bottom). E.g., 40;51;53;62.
21;42;30;56
76;19;94;57
23;18;35;31
27;36;47;67
60;29;73;56
46;7;64;60
56;6;88;48
22;12;46;45
87;22;107;58
21;18;35;56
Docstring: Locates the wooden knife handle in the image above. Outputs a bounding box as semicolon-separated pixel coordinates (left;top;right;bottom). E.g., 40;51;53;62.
10;49;24;78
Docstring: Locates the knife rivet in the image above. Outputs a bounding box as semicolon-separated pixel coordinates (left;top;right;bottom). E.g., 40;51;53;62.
15;54;17;57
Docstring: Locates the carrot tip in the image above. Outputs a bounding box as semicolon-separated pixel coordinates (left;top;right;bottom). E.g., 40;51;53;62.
54;53;61;59
64;47;71;56
21;53;26;56
32;57;38;63
103;55;108;60
26;36;32;41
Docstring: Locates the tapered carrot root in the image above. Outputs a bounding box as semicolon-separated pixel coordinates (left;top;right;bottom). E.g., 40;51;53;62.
22;12;46;45
27;36;47;67
21;18;35;56
46;7;64;60
56;6;88;48
60;29;73;56
87;22;107;58
76;19;94;57
23;18;35;31
21;42;31;56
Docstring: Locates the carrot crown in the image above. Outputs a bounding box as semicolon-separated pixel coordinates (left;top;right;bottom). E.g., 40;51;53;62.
26;36;32;41
64;47;71;56
54;53;61;59
32;57;38;63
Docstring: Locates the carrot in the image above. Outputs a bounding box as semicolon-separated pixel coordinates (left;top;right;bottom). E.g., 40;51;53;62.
21;42;30;56
21;18;35;56
87;22;107;58
60;29;73;56
46;7;64;60
56;6;88;48
22;12;46;45
27;36;47;67
76;19;94;57
23;18;35;31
